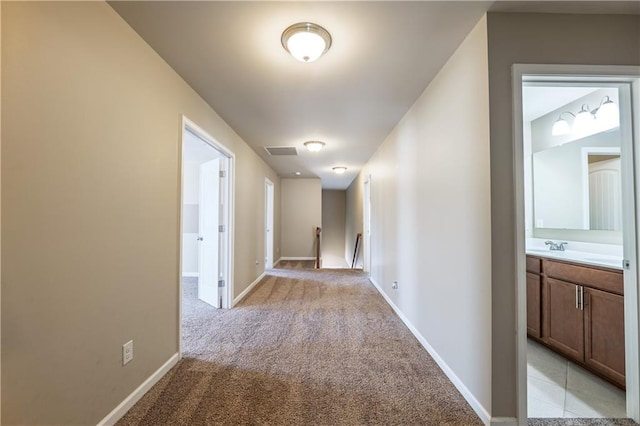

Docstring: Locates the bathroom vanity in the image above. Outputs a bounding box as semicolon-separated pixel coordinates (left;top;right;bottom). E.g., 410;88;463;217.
526;254;625;389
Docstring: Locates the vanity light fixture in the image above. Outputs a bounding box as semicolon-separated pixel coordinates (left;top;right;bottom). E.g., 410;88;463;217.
332;166;347;175
304;141;326;152
551;96;619;136
281;22;332;63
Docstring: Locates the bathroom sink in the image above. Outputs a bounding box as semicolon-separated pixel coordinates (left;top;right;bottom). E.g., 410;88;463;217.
583;257;620;264
526;248;555;254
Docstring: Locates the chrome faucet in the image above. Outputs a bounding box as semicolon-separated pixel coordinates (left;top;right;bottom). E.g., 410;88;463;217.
545;240;568;251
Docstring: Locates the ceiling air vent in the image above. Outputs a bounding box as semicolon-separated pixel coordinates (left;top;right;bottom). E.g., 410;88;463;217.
265;146;298;156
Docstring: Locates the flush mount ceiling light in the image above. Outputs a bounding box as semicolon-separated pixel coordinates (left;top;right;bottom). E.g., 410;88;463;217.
332;166;347;175
281;22;332;63
304;141;325;152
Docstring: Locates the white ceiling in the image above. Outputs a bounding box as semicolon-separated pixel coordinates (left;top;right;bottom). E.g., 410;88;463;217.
110;1;492;189
110;1;639;189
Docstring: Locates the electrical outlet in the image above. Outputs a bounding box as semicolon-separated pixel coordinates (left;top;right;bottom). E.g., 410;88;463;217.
392;281;399;290
123;340;134;366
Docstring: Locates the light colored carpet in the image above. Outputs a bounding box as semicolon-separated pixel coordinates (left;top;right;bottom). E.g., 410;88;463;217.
116;263;485;425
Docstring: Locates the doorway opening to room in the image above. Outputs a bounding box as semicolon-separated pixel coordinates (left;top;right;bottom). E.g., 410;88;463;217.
180;117;235;331
513;66;640;424
265;178;275;269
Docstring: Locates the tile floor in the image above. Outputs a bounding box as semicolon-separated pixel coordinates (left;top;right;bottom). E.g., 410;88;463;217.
528;339;627;418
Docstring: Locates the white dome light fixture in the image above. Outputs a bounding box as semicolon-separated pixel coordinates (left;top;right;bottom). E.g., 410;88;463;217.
332;166;347;175
595;96;619;129
304;141;326;152
281;22;332;63
573;104;595;133
551;112;575;136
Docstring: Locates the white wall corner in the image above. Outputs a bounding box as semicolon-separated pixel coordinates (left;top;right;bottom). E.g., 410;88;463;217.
96;353;179;426
368;277;493;426
232;272;266;307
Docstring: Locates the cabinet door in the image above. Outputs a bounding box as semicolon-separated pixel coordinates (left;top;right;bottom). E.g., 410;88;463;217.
527;273;541;339
545;278;584;362
584;287;625;388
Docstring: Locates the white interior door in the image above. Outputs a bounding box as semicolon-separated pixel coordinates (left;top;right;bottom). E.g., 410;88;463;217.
198;159;220;308
265;180;274;268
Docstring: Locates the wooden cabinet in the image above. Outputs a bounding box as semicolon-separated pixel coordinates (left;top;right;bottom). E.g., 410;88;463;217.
526;272;542;339
584;287;625;387
526;257;542;340
526;255;625;389
545;277;584;362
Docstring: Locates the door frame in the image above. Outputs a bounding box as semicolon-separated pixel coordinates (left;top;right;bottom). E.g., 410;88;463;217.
363;175;371;274
265;178;275;269
512;64;640;424
178;115;235;357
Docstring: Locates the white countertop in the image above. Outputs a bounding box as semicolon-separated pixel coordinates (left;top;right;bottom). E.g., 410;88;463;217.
526;248;623;270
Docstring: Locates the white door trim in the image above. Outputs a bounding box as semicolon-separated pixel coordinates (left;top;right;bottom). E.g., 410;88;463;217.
512;64;640;425
265;177;274;269
179;115;236;358
363;175;372;274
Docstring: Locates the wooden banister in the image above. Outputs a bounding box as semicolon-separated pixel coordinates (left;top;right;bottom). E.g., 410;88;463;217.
315;227;321;269
352;233;362;268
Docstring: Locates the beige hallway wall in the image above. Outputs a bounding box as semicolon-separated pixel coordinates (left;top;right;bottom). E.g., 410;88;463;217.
486;12;640;417
321;190;347;268
1;2;279;424
280;178;321;259
353;16;492;415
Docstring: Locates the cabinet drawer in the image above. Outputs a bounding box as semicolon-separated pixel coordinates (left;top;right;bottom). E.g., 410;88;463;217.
526;256;541;274
544;260;623;295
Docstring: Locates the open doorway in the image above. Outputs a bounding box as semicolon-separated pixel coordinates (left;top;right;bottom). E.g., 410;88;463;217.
180;116;235;322
265;178;274;269
513;66;640;423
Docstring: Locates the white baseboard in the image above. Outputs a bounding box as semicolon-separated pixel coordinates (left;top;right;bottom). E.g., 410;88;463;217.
273;257;282;267
181;272;198;278
232;272;266;307
97;353;180;426
279;257;316;261
368;277;492;426
490;417;518;425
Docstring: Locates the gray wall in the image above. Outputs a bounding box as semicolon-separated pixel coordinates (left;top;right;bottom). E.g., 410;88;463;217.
321;190;347;268
1;2;280;424
486;12;640;417
350;16;492;416
280;178;322;258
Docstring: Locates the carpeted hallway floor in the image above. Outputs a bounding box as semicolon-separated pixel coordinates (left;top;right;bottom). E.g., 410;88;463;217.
117;261;483;425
